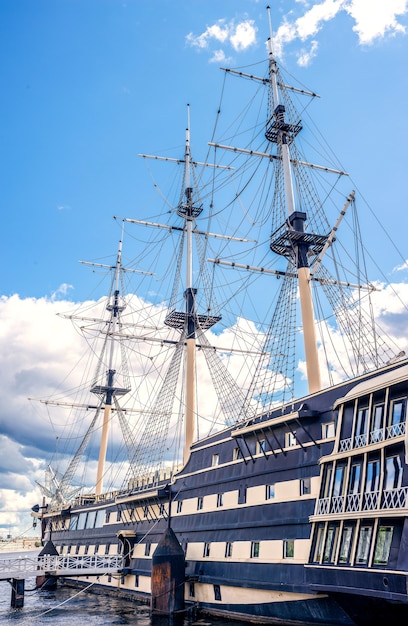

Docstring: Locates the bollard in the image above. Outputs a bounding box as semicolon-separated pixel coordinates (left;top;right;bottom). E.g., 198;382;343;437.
11;578;25;608
151;527;185;616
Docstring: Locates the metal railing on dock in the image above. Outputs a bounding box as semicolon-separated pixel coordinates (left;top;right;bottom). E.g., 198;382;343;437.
0;553;124;580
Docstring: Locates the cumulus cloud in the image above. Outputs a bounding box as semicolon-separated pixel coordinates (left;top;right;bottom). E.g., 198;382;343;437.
272;0;408;64
186;18;257;59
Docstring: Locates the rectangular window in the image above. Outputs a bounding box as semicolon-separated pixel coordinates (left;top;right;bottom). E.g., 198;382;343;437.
213;584;222;601
371;404;384;439
86;510;96;529
77;512;88;530
197;496;204;510
348;463;361;494
250;541;260;558
225;542;233;558
283;539;294;559
323;525;339;563
390;399;406;425
322;422;335;439
238;486;247;505
300;477;311;496
95;509;106;528
233;447;243;460
176;500;183;513
333;466;345;497
134;575;139;587
217;493;224;508
212;454;219;466
385;455;403;491
203;542;211;557
69;516;78;531
189;582;195;598
356;407;368;439
338;526;354;564
285;432;297;448
356;526;373;564
265;484;275;500
313;526;325;563
374;526;394;565
366;459;380;492
322;464;333;498
144;543;151;557
116;510;122;522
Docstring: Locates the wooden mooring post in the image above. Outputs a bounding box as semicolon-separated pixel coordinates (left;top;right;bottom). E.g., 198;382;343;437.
10;578;25;608
151;527;185;617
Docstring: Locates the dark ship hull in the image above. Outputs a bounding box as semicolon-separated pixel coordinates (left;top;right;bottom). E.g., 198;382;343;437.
38;359;408;625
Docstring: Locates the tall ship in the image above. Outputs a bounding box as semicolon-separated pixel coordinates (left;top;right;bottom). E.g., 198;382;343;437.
31;9;408;625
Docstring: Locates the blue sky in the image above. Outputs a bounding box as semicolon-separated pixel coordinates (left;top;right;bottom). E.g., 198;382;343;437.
0;0;408;536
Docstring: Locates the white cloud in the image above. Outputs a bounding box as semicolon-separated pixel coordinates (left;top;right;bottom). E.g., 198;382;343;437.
345;0;408;44
186;19;257;58
297;39;319;65
273;0;408;62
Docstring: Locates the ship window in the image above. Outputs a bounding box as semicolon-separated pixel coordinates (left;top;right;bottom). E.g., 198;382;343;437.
69;515;78;531
385;455;403;491
189;582;195;597
390;399;406;426
212;454;219;466
95;509;106;528
105;511;110;523
217;493;224;508
265;484;275;500
77;512;88;530
177;501;183;513
348;463;362;495
322;422;335;439
105;543;111;555
86;510;96;529
332;466;345;497
116;510;122;522
323;525;339;563
374;526;394;565
283;539;294;559
238;486;247;505
213;584;222;601
321;464;333;498
356;525;373;564
134;575;139;587
355;407;368;446
366;459;380;492
338;526;354;564
250;541;260;558
370;404;384;440
203;542;211;557
285;432;296;448
300;477;311;496
225;542;233;558
233;447;243;460
144;542;151;556
257;439;266;454
313;526;325;563
144;505;149;518
197;496;204;510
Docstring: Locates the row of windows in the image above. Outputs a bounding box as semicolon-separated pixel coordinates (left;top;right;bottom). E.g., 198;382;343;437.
61;542;120;556
340;397;406;450
212;422;335;467
175;478;312;514
320;453;403;503
201;539;294;560
313;521;396;567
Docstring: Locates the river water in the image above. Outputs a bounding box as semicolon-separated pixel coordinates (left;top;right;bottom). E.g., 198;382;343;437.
0;551;249;626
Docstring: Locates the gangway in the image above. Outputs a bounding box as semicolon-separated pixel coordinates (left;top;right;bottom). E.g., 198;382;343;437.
0;554;124;607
